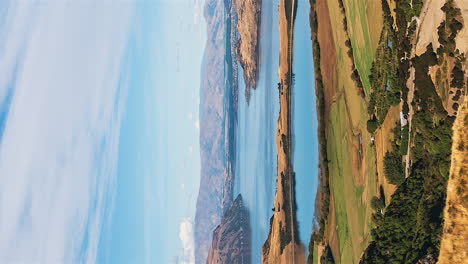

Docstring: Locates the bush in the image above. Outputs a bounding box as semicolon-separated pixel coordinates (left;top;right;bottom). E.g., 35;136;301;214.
361;26;455;264
388;91;401;106
367;116;379;134
453;89;462;101
384;150;405;185
400;125;409;155
451;61;465;88
320;245;335;264
371;196;385;211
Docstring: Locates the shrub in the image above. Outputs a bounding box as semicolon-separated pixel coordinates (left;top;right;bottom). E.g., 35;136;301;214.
367;116;379;134
384;150;405;185
451;61;465;88
320;245;335;264
371;196;385;211
400;125;409;155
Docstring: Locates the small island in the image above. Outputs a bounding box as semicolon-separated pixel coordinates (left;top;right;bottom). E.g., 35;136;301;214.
234;0;261;102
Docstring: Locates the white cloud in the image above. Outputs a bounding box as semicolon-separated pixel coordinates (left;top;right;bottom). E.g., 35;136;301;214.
0;2;134;263
178;218;195;264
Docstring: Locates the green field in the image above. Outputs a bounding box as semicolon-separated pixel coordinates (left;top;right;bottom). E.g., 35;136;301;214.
327;96;372;264
343;0;382;95
328;14;378;262
310;0;380;262
313;244;319;264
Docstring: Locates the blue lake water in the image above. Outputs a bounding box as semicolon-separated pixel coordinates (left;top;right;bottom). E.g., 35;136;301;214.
292;0;319;255
235;0;319;261
234;0;280;262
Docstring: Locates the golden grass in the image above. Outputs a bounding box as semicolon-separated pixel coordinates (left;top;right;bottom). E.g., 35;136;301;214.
438;99;468;264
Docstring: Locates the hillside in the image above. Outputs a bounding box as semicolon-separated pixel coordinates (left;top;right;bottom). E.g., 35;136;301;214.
438;99;467;264
307;0;467;263
195;0;237;262
207;195;251;264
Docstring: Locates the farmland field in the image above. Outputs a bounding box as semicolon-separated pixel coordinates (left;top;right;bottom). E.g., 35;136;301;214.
315;0;381;262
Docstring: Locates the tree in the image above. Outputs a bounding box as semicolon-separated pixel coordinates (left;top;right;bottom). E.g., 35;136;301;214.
371;196;385;211
451;61;465;89
320;245;335;264
367;116;379;133
384;150;405;185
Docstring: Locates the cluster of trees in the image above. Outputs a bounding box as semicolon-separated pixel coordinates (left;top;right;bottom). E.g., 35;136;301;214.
371;195;385;212
361;43;455;264
278;170;300;254
366;28;400;133
451;60;465;89
400;124;409;155
370;186;387;227
321;245;336;264
450;59;465;114
384;150;405;185
438;0;463;57
436;0;465;113
366;0;423;133
382;122;406;185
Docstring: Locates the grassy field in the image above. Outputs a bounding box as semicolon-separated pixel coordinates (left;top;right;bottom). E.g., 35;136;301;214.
327;95;376;264
318;0;380;262
342;0;382;95
312;244;319;263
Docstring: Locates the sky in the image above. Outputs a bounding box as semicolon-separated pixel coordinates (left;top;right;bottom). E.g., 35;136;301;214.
0;1;206;263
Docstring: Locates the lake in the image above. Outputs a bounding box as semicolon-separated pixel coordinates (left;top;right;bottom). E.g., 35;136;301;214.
235;0;319;261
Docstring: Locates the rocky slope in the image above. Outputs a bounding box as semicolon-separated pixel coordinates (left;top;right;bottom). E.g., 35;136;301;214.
262;0;305;263
207;195;251;264
234;0;261;102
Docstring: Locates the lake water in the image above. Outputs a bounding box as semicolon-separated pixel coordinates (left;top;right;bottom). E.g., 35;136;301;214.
235;0;319;261
234;0;280;262
292;0;319;255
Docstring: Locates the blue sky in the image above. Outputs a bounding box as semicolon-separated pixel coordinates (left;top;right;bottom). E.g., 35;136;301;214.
0;1;205;263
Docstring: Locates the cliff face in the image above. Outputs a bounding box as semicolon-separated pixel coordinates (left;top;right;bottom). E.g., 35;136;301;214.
195;0;227;263
207;195;252;264
234;0;261;102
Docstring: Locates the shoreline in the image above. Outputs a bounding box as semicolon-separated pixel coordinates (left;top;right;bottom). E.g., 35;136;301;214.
262;0;305;263
306;0;331;245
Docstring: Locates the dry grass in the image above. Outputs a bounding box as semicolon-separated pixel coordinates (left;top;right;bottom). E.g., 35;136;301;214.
374;105;399;204
454;0;468;55
415;0;445;56
438;99;468;264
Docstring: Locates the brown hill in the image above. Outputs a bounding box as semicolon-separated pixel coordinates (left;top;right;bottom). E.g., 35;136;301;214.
207;195;251;264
